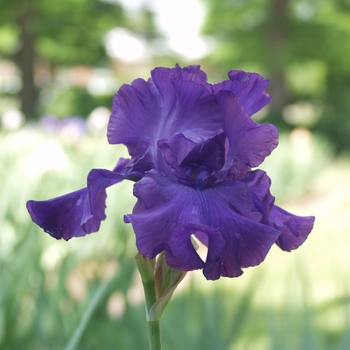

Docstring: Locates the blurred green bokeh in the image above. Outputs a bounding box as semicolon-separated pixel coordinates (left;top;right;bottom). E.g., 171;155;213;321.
2;0;350;152
1;127;349;350
1;0;350;349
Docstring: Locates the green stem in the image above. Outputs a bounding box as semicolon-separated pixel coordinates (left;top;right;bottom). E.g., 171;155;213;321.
147;320;161;350
135;253;162;350
143;280;161;350
143;280;157;310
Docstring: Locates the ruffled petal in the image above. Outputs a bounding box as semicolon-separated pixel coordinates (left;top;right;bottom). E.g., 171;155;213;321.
108;66;222;173
181;65;208;84
158;133;226;185
108;78;161;149
157;133;196;178
244;170;315;251
150;65;208;105
125;171;281;280
27;165;130;240
216;214;280;279
166;223;226;279
124;172;181;257
216;90;279;180
213;70;272;116
27;188;99;240
270;206;315;251
86;168;133;229
169;73;222;142
165;225;206;271
243;170;275;224
179;133;226;175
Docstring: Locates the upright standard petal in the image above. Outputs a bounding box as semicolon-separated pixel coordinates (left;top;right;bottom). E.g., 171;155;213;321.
158;132;226;185
149;65;209;112
108;66;223;173
213;70;272;116
216;90;278;180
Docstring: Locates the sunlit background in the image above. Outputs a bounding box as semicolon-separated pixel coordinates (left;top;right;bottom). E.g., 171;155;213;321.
1;0;350;349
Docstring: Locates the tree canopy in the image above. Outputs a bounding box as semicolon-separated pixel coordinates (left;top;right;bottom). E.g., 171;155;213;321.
0;0;158;118
200;0;350;152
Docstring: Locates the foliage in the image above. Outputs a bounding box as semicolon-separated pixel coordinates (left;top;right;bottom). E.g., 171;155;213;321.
0;0;119;65
201;0;350;152
0;0;160;119
1;127;349;349
40;87;113;119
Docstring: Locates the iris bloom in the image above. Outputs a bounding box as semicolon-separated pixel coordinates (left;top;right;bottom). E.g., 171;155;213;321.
27;65;314;280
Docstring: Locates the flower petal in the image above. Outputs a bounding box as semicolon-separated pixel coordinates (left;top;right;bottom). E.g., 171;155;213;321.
244;170;315;251
27;188;98;240
108;78;161;149
270;206;315;251
165;225;206;271
169;74;222;142
217;215;280;279
108;66;222;173
179;133;226;175
181;65;208;84
216;90;279;180
157;133;196;179
243;170;275;224
158;133;226;184
27;165;130;240
126;171;281;280
213;70;272;116
124;173;180;258
150;65;208;109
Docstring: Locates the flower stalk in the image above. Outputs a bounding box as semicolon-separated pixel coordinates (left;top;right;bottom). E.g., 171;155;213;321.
136;253;161;350
136;252;187;350
147;321;161;350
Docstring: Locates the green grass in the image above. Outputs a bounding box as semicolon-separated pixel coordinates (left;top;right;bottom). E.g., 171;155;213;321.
0;126;349;349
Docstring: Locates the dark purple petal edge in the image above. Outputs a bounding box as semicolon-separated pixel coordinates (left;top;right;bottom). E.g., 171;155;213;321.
26;165;133;240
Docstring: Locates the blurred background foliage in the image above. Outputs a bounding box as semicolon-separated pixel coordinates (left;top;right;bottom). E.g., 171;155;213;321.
201;0;350;153
1;0;350;349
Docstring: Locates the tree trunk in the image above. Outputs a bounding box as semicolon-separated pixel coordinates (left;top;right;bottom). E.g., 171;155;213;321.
17;6;38;120
267;0;289;114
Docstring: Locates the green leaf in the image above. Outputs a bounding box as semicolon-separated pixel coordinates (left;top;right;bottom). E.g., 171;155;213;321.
147;253;186;322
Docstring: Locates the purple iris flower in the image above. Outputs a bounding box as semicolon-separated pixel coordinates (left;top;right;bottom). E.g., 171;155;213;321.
27;65;314;280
